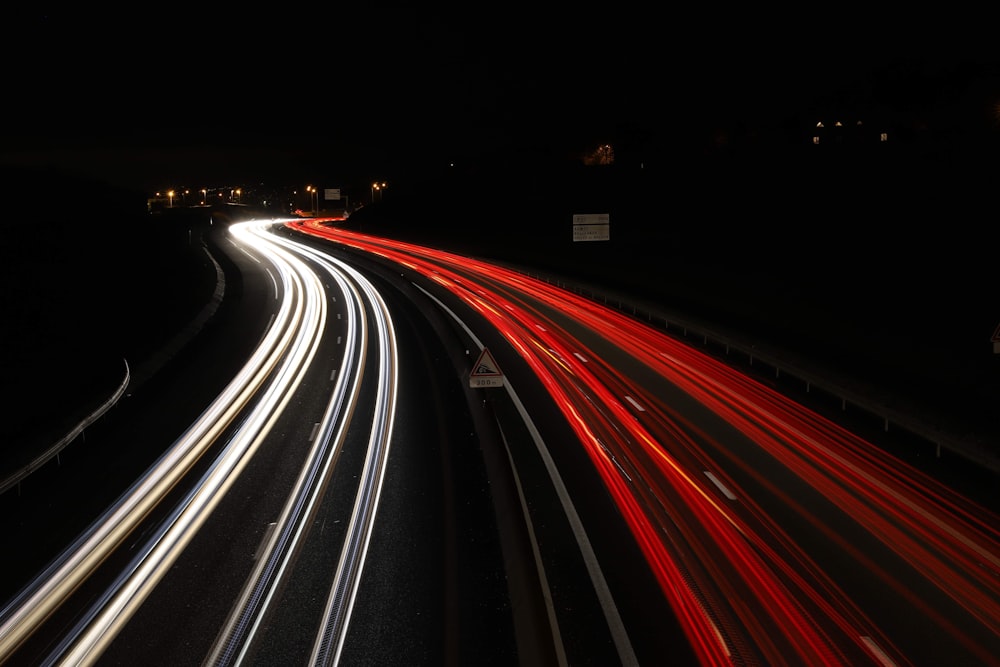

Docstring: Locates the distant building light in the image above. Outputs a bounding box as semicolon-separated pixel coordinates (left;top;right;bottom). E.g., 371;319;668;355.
816;121;825;128
813;136;820;144
834;121;843;127
880;132;888;142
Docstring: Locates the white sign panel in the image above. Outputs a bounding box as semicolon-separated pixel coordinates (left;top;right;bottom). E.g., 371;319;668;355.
324;188;341;201
572;213;610;242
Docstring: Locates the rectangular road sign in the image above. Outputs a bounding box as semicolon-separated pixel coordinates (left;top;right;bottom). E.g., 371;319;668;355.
470;375;504;388
572;213;610;241
324;188;341;200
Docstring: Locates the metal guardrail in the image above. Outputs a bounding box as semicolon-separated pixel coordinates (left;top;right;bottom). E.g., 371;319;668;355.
0;232;229;498
512;267;1000;476
0;360;130;496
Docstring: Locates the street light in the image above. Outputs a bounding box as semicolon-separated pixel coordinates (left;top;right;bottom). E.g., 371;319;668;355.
371;181;387;203
201;188;207;205
306;185;318;216
167;190;174;208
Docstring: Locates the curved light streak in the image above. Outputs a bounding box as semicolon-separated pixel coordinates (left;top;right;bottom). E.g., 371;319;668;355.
204;228;368;666
309;255;397;667
54;221;329;665
291;220;1000;667
204;225;399;667
0;222;314;662
0;219;401;667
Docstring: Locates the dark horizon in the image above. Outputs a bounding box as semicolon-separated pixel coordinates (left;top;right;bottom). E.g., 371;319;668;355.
2;7;998;195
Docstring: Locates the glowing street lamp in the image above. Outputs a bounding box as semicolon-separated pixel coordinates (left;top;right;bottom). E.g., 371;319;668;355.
306;185;318;215
167;190;174;208
201;188;207;205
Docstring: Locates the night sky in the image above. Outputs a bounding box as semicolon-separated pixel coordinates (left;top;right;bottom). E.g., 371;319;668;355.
1;8;996;193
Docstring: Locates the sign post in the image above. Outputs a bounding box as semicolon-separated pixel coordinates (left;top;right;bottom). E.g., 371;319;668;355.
469;348;504;387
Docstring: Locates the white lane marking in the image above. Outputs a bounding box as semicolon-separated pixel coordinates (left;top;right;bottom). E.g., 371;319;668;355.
860;636;897;667
704;471;737;500
624;396;645;412
254;523;277;561
265;267;279;300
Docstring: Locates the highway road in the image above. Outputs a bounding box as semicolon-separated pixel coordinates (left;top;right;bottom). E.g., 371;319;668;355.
1;217;998;666
0;222;532;665
285;219;1000;666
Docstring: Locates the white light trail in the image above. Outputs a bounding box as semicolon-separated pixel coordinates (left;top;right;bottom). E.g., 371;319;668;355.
0;220;400;667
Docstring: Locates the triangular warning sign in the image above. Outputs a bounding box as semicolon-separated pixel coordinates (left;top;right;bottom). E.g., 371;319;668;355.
472;348;502;376
470;348;504;387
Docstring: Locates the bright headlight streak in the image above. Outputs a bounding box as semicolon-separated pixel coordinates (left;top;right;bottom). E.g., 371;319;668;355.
309;251;398;667
0;223;313;662
54;221;328;665
206;227;374;666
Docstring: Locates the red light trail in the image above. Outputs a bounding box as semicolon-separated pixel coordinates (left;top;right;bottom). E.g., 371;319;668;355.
290;219;1000;667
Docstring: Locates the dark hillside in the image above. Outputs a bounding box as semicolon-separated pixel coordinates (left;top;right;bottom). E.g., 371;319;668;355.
0;168;218;466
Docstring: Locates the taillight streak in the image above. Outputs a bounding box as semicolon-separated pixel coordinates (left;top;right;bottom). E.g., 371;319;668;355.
290;220;1000;667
